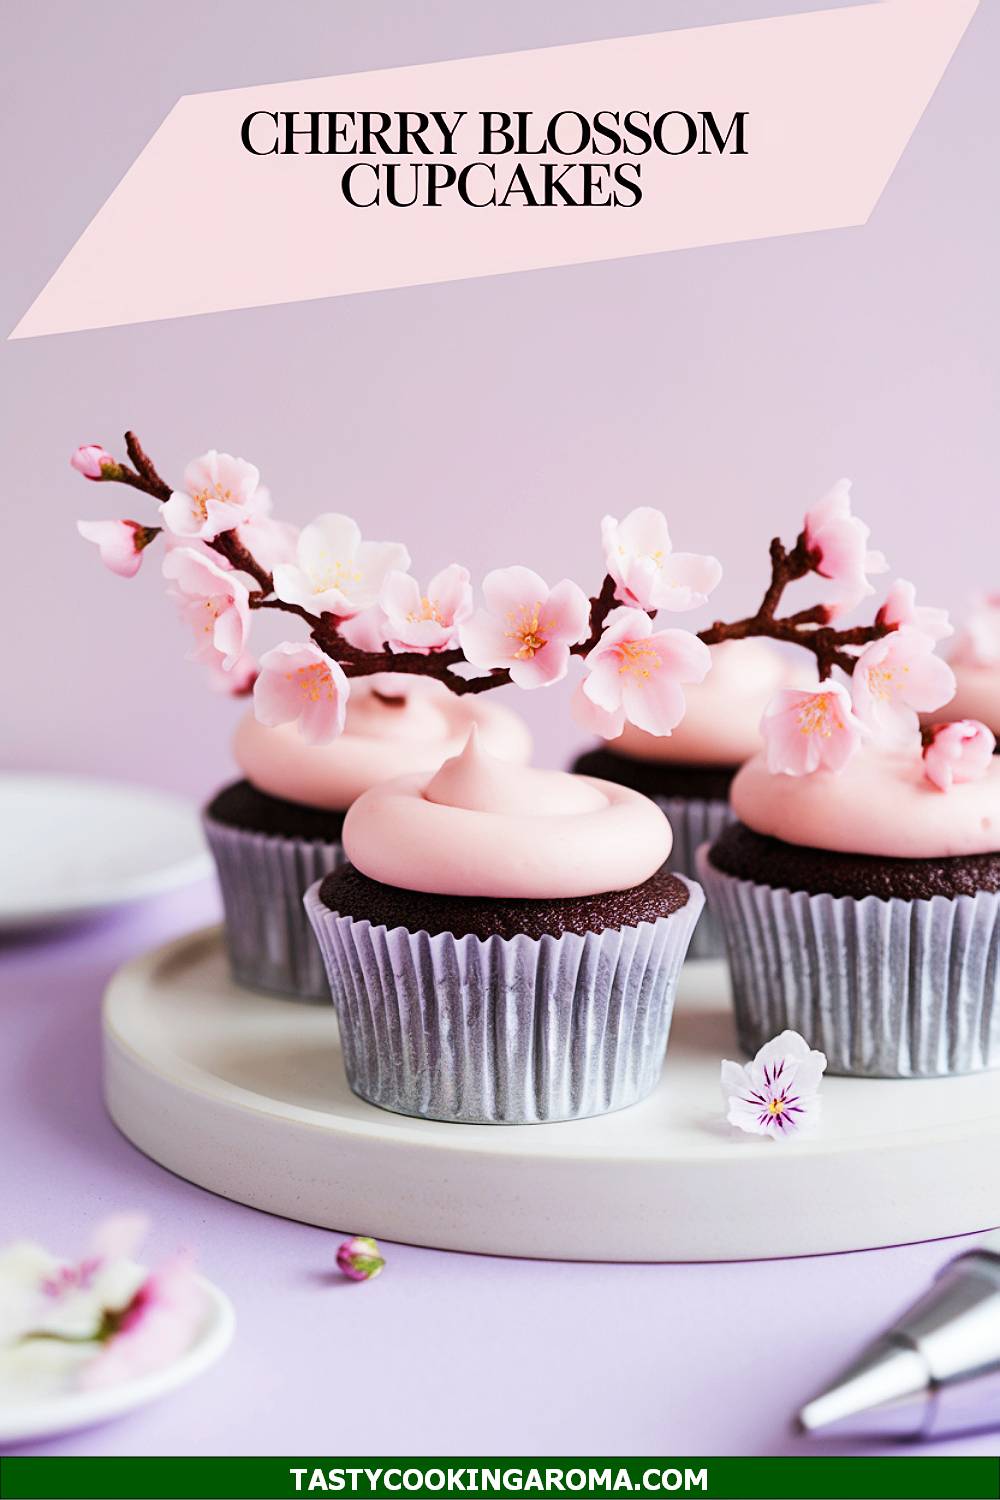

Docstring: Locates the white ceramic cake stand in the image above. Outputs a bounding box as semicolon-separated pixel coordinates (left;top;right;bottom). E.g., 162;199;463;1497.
103;927;1000;1262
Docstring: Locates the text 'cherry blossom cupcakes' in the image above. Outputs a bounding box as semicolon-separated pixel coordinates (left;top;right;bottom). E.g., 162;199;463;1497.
204;677;531;999
692;487;1000;1076
305;733;705;1123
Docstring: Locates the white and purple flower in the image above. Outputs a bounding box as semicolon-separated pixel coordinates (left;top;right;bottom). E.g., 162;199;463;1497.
721;1031;827;1141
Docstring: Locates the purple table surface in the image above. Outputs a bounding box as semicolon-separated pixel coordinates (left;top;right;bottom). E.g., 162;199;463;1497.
2;879;998;1459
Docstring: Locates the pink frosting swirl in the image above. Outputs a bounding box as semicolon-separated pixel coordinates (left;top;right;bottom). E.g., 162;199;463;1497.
234;676;532;811
343;730;672;898
731;746;1000;858
610;641;810;766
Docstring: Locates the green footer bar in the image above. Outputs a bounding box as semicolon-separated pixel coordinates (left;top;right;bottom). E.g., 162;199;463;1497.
0;1457;997;1500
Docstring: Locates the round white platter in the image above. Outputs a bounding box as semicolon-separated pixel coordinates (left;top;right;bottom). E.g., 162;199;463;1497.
0;1276;233;1445
0;774;211;931
104;928;1000;1263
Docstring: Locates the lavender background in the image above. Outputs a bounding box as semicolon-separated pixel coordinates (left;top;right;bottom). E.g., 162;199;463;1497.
2;0;998;790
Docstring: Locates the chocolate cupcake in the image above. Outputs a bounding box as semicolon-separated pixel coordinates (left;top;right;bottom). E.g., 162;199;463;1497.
204;678;531;1001
698;742;1000;1078
305;731;704;1122
572;641;800;957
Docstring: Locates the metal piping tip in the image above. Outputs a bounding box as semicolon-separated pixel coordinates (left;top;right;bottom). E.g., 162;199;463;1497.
798;1339;929;1438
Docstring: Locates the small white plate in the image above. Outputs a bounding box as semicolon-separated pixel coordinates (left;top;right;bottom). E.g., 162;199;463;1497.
0;774;212;931
0;1276;234;1445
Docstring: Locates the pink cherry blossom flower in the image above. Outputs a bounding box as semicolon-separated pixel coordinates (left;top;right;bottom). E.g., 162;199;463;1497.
923;719;996;792
81;1251;206;1391
459;566;590;688
379;564;473;653
160;450;265;542
601;507;722;613
876;579;952;643
70;444;115;480
721;1031;827;1140
162;547;255;671
77;519;157;578
803;480;888;618
336;1236;385;1282
254;641;349;745
575;605;711;738
273;514;410;619
761;682;865;776
851;626;956;747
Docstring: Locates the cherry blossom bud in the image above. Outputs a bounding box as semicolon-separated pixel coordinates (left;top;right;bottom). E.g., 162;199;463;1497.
336;1235;385;1282
71;444;116;480
77;519;159;579
922;720;996;792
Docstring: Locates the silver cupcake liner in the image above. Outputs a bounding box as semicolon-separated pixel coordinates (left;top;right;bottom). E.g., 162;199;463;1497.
651;795;734;958
203;814;347;1002
304;875;705;1123
696;845;1000;1078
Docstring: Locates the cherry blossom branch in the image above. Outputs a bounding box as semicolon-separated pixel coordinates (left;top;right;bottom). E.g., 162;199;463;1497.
696;530;890;680
80;433;632;701
212;530;273;594
123;432;171;502
294;572;622;698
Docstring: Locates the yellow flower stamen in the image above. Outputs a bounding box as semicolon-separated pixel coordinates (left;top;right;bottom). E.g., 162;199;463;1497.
310;555;363;595
505;602;551;660
865;662;910;703
797;694;844;738
408;596;442;625
616;639;662;681
289;664;334;703
192;482;237;522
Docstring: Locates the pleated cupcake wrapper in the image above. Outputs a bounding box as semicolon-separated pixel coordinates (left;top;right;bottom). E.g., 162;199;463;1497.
696;846;1000;1078
203;815;347;1002
304;876;705;1124
650;795;735;959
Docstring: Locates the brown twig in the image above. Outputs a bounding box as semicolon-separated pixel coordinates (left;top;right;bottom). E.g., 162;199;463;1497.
210;530;274;595
84;433;895;694
105;465;163;500
124;432;171;502
697;532;890;680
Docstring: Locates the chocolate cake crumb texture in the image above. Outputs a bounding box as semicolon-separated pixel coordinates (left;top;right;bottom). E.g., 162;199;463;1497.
320;863;690;939
710;820;1000;901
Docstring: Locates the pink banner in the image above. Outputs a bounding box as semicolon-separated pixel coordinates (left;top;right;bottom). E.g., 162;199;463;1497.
10;0;976;338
